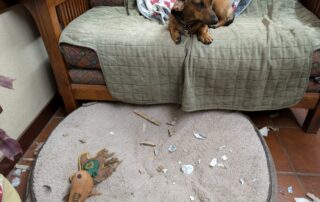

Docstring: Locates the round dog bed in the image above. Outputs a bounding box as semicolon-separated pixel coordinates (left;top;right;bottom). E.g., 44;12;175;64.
31;103;276;202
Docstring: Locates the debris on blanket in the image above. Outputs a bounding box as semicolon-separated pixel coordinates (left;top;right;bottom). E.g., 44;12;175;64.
11;177;20;188
269;113;280;118
218;145;226;151
239;179;245;185
294;198;310;202
140;141;156;147
82;102;97;107
168;145;177;153
134;110;161;126
306;192;320;202
193;132;206;140
259;127;270;137
157;165;168;174
209;158;218;167
15;164;30;171
34;142;44;156
288;186;293;194
79;139;86;144
168;126;175;137
154;149;159;156
221;155;228;161
190;196;195;201
181;164;194;175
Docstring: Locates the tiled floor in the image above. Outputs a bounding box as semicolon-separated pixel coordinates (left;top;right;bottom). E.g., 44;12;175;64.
7;107;320;201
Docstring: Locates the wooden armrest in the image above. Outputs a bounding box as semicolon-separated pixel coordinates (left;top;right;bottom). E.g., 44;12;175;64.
299;0;320;18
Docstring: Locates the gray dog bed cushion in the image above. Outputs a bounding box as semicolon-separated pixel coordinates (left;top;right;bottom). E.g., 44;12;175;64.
31;103;277;202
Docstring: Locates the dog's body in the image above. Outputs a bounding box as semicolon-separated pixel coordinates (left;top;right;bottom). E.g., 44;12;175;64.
168;0;234;44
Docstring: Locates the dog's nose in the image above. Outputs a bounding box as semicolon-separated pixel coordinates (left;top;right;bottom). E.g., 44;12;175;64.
211;15;219;25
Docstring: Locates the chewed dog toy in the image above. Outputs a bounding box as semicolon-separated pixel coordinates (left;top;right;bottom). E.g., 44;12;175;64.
67;149;121;202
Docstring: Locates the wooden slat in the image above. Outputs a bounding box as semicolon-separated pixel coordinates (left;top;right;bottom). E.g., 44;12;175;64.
293;93;320;109
55;0;90;28
72;84;114;101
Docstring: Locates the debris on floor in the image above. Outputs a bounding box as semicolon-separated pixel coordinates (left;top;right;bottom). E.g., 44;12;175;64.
193;132;206;140
166;120;176;126
221;155;228;161
306;193;320;202
218;145;226;151
259;127;270;137
43;185;52;193
217;163;227;169
134;110;161;126
157;165;168;174
239;179;245;185
140;141;156;147
168;145;177;153
22;157;34;162
168;126;175;137
209;158;217;167
79;139;86;144
181;165;194;175
190;196;195;201
15;164;30;171
269;113;280;118
110;131;115;136
34;142;44;156
11;177;21;188
198;159;201;164
252;178;257;182
62;134;69;137
288;186;293;194
294;198;310;202
154;149;159;156
82;102;97;107
141;123;147;134
14;169;22;176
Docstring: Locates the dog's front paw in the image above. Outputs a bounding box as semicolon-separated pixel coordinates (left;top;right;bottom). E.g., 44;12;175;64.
172;35;181;44
198;33;213;44
171;32;181;44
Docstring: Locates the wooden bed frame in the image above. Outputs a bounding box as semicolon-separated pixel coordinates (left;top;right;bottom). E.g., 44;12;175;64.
18;0;320;133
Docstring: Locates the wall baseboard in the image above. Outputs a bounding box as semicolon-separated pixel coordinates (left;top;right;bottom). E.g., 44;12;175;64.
0;94;61;176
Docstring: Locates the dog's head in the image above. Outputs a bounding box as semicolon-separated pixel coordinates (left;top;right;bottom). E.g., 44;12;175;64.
171;0;218;26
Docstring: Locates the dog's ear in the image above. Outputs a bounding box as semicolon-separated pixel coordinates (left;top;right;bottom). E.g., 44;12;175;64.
172;0;186;11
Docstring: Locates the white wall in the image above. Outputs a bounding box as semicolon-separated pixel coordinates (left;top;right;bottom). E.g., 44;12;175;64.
0;6;56;149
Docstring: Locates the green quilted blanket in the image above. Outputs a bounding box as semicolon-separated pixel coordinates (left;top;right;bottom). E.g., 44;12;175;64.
59;0;320;111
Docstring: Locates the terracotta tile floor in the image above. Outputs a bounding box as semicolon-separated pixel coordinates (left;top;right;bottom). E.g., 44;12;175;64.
7;107;320;201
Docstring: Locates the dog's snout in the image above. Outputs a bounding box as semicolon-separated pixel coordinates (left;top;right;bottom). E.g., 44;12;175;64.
210;15;219;25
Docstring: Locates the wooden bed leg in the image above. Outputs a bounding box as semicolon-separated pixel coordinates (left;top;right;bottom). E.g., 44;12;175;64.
302;100;320;134
21;0;79;113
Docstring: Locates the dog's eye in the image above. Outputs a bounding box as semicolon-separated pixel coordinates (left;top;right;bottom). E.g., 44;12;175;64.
196;2;205;9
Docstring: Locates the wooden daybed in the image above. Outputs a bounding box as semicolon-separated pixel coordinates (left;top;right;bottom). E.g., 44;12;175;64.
19;0;320;133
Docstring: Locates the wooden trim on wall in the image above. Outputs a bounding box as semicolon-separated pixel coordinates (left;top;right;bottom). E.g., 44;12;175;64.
0;94;61;176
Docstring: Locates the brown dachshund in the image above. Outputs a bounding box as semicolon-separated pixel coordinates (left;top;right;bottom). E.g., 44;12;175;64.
168;0;234;44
